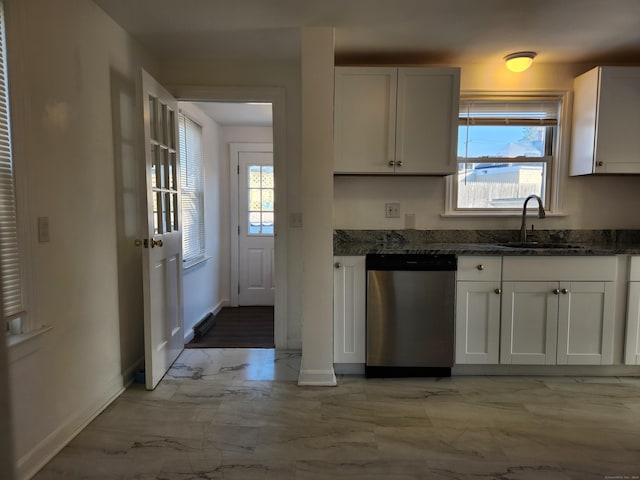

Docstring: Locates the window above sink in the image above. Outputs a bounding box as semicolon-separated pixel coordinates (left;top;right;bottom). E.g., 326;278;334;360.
445;94;567;216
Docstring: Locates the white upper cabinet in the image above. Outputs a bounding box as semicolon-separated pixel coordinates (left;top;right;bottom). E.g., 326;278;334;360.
334;66;460;175
570;66;640;175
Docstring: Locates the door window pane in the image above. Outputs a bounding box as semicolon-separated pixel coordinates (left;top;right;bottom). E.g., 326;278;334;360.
247;164;275;236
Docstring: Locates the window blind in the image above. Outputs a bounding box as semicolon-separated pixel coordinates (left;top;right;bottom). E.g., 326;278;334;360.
459;99;560;126
178;113;205;263
0;1;23;321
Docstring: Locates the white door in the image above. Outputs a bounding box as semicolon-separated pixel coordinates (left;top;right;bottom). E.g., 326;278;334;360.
238;151;275;305
140;69;184;390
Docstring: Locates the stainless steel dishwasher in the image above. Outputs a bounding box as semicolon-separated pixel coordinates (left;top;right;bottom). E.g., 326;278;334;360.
365;253;456;377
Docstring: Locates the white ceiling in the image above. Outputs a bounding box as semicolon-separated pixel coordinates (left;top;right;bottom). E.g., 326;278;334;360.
94;0;640;65
192;102;273;127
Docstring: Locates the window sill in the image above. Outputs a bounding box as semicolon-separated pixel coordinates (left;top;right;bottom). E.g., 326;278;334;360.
183;255;211;271
441;211;567;218
7;325;53;363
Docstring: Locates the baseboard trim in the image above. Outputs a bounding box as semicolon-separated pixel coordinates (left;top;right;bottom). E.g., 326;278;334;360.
17;357;143;480
297;368;337;386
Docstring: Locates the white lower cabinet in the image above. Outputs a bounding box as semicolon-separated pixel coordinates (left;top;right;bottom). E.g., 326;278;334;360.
625;257;640;365
501;281;614;365
333;256;366;363
455;281;501;364
501;257;617;366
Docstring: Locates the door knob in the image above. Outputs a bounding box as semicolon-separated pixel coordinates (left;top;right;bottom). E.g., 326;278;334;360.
134;239;143;247
151;238;163;248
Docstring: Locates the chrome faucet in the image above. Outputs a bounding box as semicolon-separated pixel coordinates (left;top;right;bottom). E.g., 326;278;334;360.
520;194;546;242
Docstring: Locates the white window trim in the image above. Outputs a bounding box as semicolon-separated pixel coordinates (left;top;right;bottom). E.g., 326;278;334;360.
444;90;570;217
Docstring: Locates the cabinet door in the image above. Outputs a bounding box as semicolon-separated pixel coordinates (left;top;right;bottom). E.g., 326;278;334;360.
501;282;558;365
557;282;615;365
594;67;640;174
625;282;640;365
570;66;640;175
334;67;397;174
333;256;366;363
395;67;460;175
455;281;501;364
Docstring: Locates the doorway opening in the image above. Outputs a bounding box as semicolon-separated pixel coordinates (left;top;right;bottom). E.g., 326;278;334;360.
179;100;277;349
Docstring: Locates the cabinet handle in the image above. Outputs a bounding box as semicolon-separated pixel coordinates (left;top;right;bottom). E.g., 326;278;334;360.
476;264;484;271
396;160;403;167
561;288;569;294
552;288;560;295
388;160;395;166
494;288;501;295
597;161;604;167
334;262;342;269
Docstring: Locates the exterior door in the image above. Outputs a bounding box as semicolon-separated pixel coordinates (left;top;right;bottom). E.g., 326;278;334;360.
140;69;184;390
238;151;275;305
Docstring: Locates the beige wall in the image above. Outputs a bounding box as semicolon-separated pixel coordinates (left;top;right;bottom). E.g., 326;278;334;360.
334;62;640;230
5;0;156;477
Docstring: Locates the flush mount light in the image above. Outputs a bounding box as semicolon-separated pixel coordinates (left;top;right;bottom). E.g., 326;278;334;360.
504;51;537;72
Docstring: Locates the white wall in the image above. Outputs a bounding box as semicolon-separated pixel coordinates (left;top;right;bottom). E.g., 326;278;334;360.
5;0;156;477
178;102;226;340
334;62;640;231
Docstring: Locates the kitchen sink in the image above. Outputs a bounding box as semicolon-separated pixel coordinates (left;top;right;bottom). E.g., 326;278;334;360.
499;242;585;249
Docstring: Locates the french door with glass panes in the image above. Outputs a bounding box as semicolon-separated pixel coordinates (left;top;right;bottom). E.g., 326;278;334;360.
140;69;184;390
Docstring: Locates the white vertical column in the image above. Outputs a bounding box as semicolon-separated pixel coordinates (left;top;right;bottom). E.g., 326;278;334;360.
298;27;337;386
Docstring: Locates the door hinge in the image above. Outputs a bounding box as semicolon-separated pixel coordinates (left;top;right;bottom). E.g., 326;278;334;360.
238;284;240;294
237;165;240;175
238;225;240;235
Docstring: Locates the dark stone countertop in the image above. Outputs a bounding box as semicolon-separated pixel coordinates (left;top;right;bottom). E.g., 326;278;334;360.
333;241;640;256
333;230;640;256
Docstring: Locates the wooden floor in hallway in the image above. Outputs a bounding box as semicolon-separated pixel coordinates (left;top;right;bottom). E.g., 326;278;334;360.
185;306;274;349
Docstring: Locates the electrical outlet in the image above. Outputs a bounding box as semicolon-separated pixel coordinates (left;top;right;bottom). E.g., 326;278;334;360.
385;203;400;218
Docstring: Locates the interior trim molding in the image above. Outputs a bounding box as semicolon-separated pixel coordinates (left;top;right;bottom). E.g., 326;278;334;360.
297;368;337;386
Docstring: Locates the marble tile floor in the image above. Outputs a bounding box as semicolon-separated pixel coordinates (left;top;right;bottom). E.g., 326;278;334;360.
34;348;640;480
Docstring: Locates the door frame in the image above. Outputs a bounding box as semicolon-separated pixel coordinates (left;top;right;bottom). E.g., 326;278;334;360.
230;142;274;307
168;85;287;349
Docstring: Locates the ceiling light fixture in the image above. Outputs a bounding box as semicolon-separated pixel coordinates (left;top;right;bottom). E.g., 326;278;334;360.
504;51;537;72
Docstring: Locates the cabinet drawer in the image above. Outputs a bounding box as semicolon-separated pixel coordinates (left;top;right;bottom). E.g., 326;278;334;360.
457;256;501;281
502;256;617;281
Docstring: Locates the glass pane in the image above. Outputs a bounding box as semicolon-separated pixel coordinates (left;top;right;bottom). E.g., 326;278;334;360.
458;126;547;158
148;96;157;141
167;108;175;149
159;148;167;189
169;151;176;190
262;188;274;211
153;191;162;234
457;162;546;209
159;103;167;146
249;189;261;210
262;212;274;235
261;166;274;188
150;144;158;188
249;211;261;234
249;166;261;188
